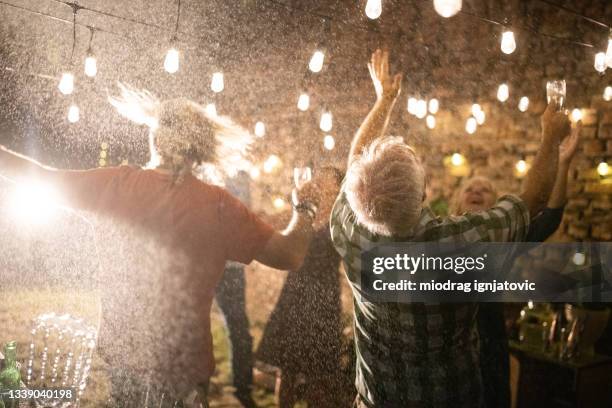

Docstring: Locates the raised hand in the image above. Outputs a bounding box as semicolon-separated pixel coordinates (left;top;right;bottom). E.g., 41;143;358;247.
367;49;402;101
541;102;571;143
559;121;581;165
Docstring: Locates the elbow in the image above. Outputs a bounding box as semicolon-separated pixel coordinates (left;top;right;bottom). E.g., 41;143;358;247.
285;252;306;271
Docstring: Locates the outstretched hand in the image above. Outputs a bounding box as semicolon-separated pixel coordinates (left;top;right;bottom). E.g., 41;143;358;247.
559;121;581;165
367;49;402;101
541;102;571;143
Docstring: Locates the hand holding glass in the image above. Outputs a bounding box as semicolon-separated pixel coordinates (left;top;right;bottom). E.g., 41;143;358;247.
293;167;312;189
546;80;566;111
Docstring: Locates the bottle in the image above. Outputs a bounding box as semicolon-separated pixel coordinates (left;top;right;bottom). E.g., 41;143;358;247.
0;341;21;408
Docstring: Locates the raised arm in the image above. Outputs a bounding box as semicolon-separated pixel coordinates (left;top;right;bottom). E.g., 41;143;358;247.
547;121;580;209
0;145;54;182
348;49;402;166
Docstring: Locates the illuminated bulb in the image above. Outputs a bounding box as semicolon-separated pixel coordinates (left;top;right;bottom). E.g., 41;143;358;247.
518;96;529;112
320;111;333;132
426;115;436;129
309;50;325;73
604;86;612;102
323;134;335;150
474;109;485;125
211;72;224;93
572;252;586;266
407;97;417;114
451;153;465;166
263;154;281;173
415;99;427;119
164;48;179;73
205;103;217;116
571;108;583;123
273;197;286;210
58;73;74;95
497;83;509;102
594;52;607;73
254;121;266;138
365;0;382;19
471;103;482;116
297;93;310;111
249;167;261;179
598;161;609;177
428;98;439;114
515;159;527;175
67;105;80;123
433;0;462;18
606;38;612;68
500;31;516;54
9;182;60;225
465;117;477;134
84;56;97;77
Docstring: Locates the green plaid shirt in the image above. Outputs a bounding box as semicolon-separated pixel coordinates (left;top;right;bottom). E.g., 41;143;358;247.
330;189;529;407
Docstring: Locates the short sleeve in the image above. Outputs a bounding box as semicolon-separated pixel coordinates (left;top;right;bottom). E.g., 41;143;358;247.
218;188;274;264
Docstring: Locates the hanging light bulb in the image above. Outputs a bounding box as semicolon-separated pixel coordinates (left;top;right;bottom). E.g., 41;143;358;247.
606;36;612;68
500;31;516;54
474;109;485;125
595;52;607;73
604;86;612;102
451;153;465;166
263;154;281;173
572;251;586;266
164;48;179;73
309;50;325;73
497;83;509;102
597;160;609;177
323;135;335;150
471;103;482;117
465;117;477;134
428;98;439;114
205;103;217;117
515;159;528;176
211;72;224;93
249;167;261;180
84;56;97;77
415;99;427;119
407;97;418;115
320;111;333;132
426;115;436;129
273;197;287;210
67;105;80;123
365;0;382;19
254;121;266;138
58;73;74;95
297;93;310;111
518;96;529;112
571;108;583;123
433;0;462;18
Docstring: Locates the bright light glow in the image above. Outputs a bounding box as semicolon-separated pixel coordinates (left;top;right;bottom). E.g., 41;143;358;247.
501;31;516;54
518;96;529;112
572;252;586;266
606;38;612;68
471;103;482;116
428;98;439;114
68;105;80;123
426;115;436;129
515;159;528;175
205;103;217;116
365;0;382;19
474;109;485;125
320;111;333;132
451;153;465;166
598;161;610;177
273;197;287;210
263;154;281;173
164;48;179;74
604;86;612;102
433;0;462;18
211;72;224;93
84;56;97;77
254;121;266;138
249;167;261;179
415;99;427;119
571;108;583;122
323;134;335;150
58;73;74;95
594;52;607;73
297;93;310;111
407;97;417;114
309;50;325;73
465;117;477;134
497;83;509;102
8;182;61;225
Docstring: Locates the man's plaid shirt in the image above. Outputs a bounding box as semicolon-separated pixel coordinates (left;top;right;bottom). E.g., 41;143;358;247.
330;189;530;407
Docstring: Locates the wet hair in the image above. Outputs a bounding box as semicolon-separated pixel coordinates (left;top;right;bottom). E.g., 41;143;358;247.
450;176;499;215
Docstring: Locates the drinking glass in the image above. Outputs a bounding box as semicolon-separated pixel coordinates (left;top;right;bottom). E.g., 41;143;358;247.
293;167;312;189
546;80;566;111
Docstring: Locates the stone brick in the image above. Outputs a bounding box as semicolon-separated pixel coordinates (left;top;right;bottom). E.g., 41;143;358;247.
584;181;612;194
580;126;597;139
600;111;612;126
582;140;604;156
566;197;589;210
567;223;589;239
598;124;612;139
581;109;598;126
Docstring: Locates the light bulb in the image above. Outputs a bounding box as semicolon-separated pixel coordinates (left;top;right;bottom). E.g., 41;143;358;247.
320;111;333;132
205;103;217;117
164;48;179;73
309;50;325;73
465;117;477;134
297;93;310;111
68;105;80;123
598;161;609;177
518;96;529;112
58;73;74;95
426;115;436;129
365;0;382;19
263;154;281;173
572;252;586;266
451;153;464;166
515;159;527;175
407;97;417;114
84;56;97;77
497;83;509;102
606;38;612;68
500;31;516;54
415;99;427;119
273;197;286;210
474;109;485;125
433;0;462;18
471;103;482;116
211;72;224;93
571;108;583;123
604;86;612;102
323;135;335;150
595;52;607;73
249;167;261;179
428;98;439;114
255;121;266;138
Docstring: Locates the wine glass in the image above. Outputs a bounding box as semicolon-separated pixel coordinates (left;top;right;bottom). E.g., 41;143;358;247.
293;167;312;189
546;80;566;111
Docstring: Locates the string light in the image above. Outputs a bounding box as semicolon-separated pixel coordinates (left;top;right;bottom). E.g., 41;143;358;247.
465;117;477;134
428;98;439;114
474;109;485;125
323;134;335;150
164;48;179;73
211;72;224;93
415;99;427;119
205;103;217;116
497;83;509;102
407;97;418;115
451;153;465;166
594;52;607;73
320;111;333;132
67;105;80;123
572;252;586;266
263;154;281;173
365;0;382;20
571;108;583;122
297;93;310;111
309;50;325;73
254;121;266;137
518;96;529;112
604;86;612;102
598;160;609;177
84;56;97;77
58;73;74;95
515;159;528;176
426;115;436;129
433;0;462;18
471;103;482;117
606;35;612;68
249;167;261;180
500;31;516;54
273;197;287;210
